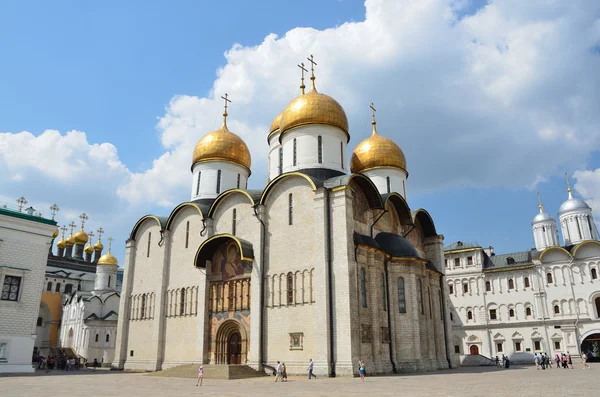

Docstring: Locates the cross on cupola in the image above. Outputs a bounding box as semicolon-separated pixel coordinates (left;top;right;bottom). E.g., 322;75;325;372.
307;54;317;90
297;62;308;94
107;237;113;253
537;192;544;212
60;225;67;239
97;227;104;242
49;204;60;220
370;102;379;135
79;213;88;230
221;93;231;126
16;196;28;212
68;222;76;235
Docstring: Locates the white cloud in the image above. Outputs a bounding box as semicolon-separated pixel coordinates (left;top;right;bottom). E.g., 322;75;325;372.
115;0;600;205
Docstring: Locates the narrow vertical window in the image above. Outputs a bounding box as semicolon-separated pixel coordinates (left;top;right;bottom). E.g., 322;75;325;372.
386;177;391;194
196;171;201;196
232;209;237;236
141;295;146;318
524;277;530;288
287;272;294;304
418;279;424;314
106;334;110;342
95;334;99;342
288;193;293;225
397;278;406;313
340;141;344;168
508;279;514;289
381;273;387;311
318;136;322;163
279;148;283;175
147;232;151;257
216;170;221;194
108;276;111;289
293;138;297;166
237;174;240;189
56;283;61;292
485;281;491;292
588;216;594;238
360;268;367;308
185;221;190;248
47;282;52;292
228;284;234;310
592;268;598;280
428;288;433;319
467;311;473;320
547;272;553;284
403;180;406;197
180;289;185;316
576;217;582;239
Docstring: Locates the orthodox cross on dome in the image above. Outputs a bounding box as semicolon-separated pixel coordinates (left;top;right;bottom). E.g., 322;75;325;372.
537;192;544;212
370;102;378;135
565;172;573;198
107;237;113;253
307;54;317;90
49;204;60;220
60;225;67;239
297;62;308;94
16;196;28;212
68;221;77;235
221;93;231;126
97;227;104;242
88;231;95;242
79;213;88;230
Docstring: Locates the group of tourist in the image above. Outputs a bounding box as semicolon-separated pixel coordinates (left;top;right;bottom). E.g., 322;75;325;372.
274;361;289;381
494;355;511;368
37;354;100;373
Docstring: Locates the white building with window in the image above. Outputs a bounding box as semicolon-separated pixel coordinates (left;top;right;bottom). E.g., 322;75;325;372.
0;202;57;373
59;241;120;366
113;63;455;376
445;189;600;363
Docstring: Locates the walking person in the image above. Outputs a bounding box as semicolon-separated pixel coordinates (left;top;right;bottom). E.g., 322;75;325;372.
308;358;316;379
358;360;366;382
562;353;568;369
92;358;99;372
274;361;282;382
196;365;203;386
567;352;573;369
582;351;591;369
495;356;500;368
534;353;540;370
555;354;561;369
282;363;288;382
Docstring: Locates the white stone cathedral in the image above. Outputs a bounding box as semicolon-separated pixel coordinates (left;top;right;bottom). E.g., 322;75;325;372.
113;60;454;376
445;184;600;363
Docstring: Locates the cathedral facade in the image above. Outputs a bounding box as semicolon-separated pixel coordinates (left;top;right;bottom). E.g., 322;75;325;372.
113;62;454;376
446;187;600;363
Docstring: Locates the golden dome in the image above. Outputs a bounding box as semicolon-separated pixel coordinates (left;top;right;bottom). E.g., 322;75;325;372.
279;87;349;141
98;252;118;266
56;238;66;249
191;122;251;173
94;240;104;251
73;229;88;244
350;122;407;174
53;228;59;239
267;111;283;141
84;243;94;255
65;234;75;246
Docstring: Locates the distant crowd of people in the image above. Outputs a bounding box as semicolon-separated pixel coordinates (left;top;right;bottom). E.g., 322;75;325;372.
37;352;100;373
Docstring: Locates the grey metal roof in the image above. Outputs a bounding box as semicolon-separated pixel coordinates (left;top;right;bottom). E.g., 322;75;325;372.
485;251;534;270
444;241;481;252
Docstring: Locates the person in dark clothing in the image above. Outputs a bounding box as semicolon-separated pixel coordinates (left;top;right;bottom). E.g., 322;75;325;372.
92;358;99;371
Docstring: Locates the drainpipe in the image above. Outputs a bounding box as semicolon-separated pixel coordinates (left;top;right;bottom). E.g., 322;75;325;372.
383;257;397;373
439;274;453;368
252;205;267;370
325;189;336;377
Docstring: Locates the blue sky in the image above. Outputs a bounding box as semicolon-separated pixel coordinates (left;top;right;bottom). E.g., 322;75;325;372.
1;0;600;263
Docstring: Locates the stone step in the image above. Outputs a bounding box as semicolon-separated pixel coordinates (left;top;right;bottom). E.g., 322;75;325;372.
150;364;267;380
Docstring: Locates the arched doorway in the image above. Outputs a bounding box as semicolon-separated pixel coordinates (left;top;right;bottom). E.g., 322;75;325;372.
595;297;600;318
228;332;242;364
581;332;600;362
214;320;247;365
470;345;479;355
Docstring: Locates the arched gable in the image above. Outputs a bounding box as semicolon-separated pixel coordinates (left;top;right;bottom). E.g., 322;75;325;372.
412;209;437;237
572;240;600;258
165;202;204;230
259;172;318;206
208;189;257;218
539;246;571;262
130;215;166;240
384;193;413;226
194;233;254;269
346;174;384;209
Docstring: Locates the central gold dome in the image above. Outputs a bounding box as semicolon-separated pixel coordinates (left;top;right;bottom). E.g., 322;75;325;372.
191;122;251;172
74;230;88;244
98;252;118;266
279;88;349;141
350;122;407;174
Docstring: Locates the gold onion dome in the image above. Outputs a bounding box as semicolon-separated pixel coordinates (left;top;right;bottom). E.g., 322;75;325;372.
84;243;94;255
56;238;66;249
191;122;251;172
350;120;407;174
53;228;59;239
98;252;118;266
94;240;104;251
279;88;349;142
267;111;283;141
65;234;75;246
73;229;88;244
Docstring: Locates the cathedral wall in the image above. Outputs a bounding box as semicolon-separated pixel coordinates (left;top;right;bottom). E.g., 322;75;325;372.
166;206;204;287
262;176;320;372
212;193;259;240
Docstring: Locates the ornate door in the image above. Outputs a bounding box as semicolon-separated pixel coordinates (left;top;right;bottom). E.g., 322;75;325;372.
470;345;479;355
228;332;242;364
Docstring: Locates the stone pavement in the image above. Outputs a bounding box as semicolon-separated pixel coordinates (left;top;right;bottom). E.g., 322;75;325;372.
1;364;598;397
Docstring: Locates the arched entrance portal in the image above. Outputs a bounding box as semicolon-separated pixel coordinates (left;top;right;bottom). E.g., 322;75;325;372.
470;345;479;355
581;332;600;362
215;320;247;364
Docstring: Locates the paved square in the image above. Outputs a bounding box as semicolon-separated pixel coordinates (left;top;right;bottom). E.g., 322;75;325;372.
1;364;598;397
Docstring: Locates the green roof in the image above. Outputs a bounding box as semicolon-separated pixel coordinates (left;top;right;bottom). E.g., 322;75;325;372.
444;241;481;252
485;251;535;270
0;207;57;226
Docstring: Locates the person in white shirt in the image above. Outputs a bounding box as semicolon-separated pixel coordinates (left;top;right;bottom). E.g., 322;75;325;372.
275;361;283;382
